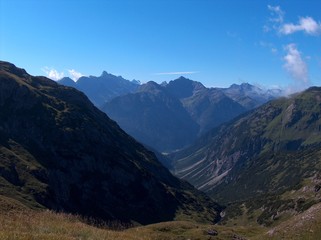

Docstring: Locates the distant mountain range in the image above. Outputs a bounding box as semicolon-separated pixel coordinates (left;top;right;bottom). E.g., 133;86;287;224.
166;77;246;134
102;76;283;152
220;82;283;109
58;71;139;107
58;71;283;153
102;81;200;152
171;87;321;225
0;61;221;225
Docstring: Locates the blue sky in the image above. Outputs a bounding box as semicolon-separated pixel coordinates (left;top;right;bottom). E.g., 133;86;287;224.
1;0;321;90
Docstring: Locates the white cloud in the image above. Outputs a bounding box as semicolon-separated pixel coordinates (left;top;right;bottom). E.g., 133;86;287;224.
283;44;309;84
267;5;284;23
280;16;321;35
265;6;321;36
68;69;83;81
42;67;64;80
154;71;198;75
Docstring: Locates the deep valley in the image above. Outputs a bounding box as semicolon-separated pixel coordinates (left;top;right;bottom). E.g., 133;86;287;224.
1;61;321;239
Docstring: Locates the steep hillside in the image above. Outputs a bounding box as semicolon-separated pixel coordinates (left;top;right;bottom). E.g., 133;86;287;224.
58;71;139;107
171;87;321;223
0;61;221;225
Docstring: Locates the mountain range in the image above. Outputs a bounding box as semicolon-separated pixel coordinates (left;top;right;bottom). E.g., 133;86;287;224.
58;72;283;152
171;87;321;225
0;61;221;225
58;71;139;107
2;61;321;237
102;76;283;152
102;80;200;152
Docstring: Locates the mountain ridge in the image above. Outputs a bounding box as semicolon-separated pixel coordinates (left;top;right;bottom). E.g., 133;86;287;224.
0;61;221;225
102;77;282;152
102;81;200;152
58;71;139;107
170;86;321;224
172;87;321;192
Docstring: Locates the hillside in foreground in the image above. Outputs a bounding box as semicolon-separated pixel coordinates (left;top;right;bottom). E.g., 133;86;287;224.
1;199;321;240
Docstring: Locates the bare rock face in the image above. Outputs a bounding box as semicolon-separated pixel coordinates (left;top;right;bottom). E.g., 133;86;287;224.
0;61;221;225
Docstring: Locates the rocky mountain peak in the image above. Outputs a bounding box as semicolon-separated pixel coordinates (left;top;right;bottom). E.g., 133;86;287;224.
101;70;109;77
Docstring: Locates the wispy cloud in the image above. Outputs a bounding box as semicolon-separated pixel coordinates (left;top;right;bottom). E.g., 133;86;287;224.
265;5;321;36
280;16;321;35
68;69;83;81
264;5;284;32
154;71;198;75
42;67;64;80
268;5;284;23
259;41;278;54
283;44;309;84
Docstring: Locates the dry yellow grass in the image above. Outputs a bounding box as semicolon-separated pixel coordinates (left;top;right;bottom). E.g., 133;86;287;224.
0;210;145;240
0;209;264;240
1;202;321;240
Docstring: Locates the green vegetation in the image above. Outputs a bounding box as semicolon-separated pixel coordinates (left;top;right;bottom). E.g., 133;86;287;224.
170;86;321;230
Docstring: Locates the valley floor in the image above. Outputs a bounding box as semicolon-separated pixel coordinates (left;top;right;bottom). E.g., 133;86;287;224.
1;202;321;240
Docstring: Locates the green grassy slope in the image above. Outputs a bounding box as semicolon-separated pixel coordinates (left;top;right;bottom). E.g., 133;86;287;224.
171;87;321;226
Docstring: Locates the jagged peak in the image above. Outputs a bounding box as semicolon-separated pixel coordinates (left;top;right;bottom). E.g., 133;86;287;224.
168;76;204;87
230;82;254;89
99;71;126;81
59;77;74;82
161;81;168;86
176;76;190;81
100;71;109;77
131;79;141;85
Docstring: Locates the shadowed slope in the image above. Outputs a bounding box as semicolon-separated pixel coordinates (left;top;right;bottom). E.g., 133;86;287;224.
0;61;221;225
